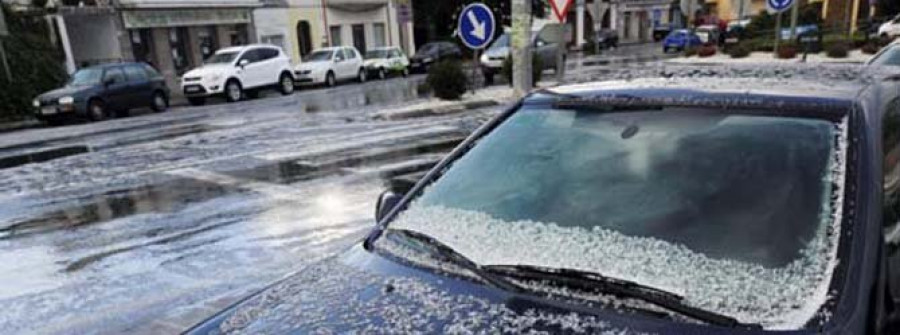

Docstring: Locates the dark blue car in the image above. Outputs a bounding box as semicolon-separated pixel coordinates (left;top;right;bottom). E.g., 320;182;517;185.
186;71;900;334
663;29;703;53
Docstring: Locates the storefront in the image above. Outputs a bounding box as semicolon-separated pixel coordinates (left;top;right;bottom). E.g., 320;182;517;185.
121;8;257;90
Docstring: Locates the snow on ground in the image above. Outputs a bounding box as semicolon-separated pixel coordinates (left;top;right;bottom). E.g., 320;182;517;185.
667;50;873;64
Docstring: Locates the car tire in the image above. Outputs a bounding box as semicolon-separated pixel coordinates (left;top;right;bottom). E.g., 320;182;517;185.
225;80;242;103
279;73;295;95
151;91;168;112
88;99;106;122
188;97;206;106
358;68;367;83
378;68;386;80
326;71;336;87
402;67;409;77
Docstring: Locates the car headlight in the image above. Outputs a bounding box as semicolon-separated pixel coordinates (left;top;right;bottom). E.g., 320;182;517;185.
32;99;40;108
424;57;434;63
480;54;489;63
58;96;74;105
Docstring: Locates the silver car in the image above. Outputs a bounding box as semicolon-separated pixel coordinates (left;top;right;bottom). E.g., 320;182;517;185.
479;32;562;84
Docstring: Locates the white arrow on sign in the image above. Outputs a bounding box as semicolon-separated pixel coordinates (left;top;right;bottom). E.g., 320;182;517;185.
467;10;486;40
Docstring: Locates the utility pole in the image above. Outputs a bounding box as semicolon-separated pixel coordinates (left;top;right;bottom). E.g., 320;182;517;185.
511;0;532;97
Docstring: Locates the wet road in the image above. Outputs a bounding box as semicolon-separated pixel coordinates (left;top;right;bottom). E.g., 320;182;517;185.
0;74;499;334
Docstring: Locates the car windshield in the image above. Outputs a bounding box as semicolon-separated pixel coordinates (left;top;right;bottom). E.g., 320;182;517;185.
365;49;390;59
67;68;103;86
490;34;510;49
205;52;239;64
305;50;333;62
383;106;846;328
417;43;438;54
870;46;900;66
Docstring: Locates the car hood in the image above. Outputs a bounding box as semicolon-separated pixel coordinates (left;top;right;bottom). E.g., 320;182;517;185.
38;85;92;101
363;59;387;67
295;61;331;72
411;52;437;61
485;46;510;58
183;64;233;78
184;244;775;334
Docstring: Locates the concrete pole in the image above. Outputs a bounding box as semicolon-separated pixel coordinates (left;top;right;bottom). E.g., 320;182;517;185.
55;15;76;74
511;0;532;97
774;11;782;56
576;0;585;48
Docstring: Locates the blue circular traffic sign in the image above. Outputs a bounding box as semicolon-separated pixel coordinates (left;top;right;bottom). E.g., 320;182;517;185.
767;0;794;13
458;3;496;50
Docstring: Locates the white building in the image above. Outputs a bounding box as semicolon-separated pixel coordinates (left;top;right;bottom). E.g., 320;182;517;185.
571;0;676;46
253;0;415;64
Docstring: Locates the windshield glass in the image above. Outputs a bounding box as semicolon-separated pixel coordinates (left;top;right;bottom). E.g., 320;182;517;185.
384;107;846;329
67;68;103;86
417;44;438;55
305;50;333;62
365;49;390;59
205;52;239;64
489;34;510;49
870;46;900;66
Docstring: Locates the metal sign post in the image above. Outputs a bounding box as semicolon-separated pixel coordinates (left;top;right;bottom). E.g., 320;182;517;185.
767;0;795;57
458;3;496;94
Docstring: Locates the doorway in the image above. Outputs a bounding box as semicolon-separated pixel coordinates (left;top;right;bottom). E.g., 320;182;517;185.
352;24;366;54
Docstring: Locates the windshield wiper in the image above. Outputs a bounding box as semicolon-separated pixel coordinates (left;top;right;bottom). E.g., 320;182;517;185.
385;229;523;293
482;264;761;329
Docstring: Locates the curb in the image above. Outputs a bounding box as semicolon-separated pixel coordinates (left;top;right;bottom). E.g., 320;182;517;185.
374;99;501;121
580;53;679;67
0;119;42;134
0;145;90;169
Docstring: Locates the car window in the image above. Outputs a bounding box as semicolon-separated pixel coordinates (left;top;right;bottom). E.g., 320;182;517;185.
335;50;346;61
884;98;900;227
67;68;104;86
259;48;279;61
103;67;126;85
345;48;357;60
390;49;402;58
123;65;148;82
140;63;160;78
871;46;900;66
383;107;846;326
238;49;259;64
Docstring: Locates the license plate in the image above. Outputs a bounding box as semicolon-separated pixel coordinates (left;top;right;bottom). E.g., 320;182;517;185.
41;107;56;115
725;38;738;43
185;86;200;93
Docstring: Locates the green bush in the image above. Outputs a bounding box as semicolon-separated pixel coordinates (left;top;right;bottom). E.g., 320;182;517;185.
698;45;717;57
500;55;543;87
0;5;67;121
683;47;698;57
862;42;881;55
825;42;850;58
729;44;751;58
426;60;467;100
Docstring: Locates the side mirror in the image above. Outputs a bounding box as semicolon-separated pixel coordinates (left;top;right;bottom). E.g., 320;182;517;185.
375;190;403;222
238;59;250;68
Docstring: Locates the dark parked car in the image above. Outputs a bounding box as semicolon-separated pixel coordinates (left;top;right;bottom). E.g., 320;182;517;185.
186;71;900;334
595;29;619;49
408;42;462;73
33;62;169;124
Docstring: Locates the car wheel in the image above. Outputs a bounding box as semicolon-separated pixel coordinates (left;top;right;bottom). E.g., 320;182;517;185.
225;80;242;103
279;73;295;95
402;67;409;77
378;68;386;80
151;91;168;112
358;68;367;83
188;97;206;106
88;99;106;122
326;71;336;87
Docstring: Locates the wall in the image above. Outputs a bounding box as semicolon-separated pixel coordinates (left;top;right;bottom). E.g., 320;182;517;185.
287;7;326;63
254;8;293;56
326;6;388;51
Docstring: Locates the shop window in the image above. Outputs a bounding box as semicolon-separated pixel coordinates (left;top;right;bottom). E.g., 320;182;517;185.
296;21;313;57
198;26;218;60
330;25;342;47
169;27;191;74
373;23;386;47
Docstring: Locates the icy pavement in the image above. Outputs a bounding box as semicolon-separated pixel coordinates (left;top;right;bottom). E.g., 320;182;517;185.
0;76;504;334
666;50;873;65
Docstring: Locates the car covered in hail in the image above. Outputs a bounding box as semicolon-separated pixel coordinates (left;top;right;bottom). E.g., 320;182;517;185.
186;72;900;334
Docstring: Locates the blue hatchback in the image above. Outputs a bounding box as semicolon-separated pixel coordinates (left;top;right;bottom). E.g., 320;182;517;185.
186;70;900;334
663;29;703;52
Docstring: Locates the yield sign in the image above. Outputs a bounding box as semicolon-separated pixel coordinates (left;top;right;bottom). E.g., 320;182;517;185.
548;0;574;23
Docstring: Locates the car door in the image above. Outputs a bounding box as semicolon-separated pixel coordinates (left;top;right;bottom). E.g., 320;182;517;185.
341;48;357;79
347;48;363;76
236;48;262;88
261;47;283;85
101;66;129;111
534;37;555;70
332;48;348;79
123;64;152;108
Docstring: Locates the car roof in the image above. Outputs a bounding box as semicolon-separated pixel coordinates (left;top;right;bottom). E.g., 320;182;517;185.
368;46;398;51
81;62;148;70
216;44;281;54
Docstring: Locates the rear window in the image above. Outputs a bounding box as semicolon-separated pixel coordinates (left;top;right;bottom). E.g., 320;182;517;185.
387;107;848;329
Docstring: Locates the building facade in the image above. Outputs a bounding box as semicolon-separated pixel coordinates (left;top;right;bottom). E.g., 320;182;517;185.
578;0;675;44
253;0;415;64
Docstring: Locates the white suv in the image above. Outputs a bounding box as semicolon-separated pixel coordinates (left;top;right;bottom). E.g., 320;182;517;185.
879;14;900;39
293;47;366;87
181;44;295;106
